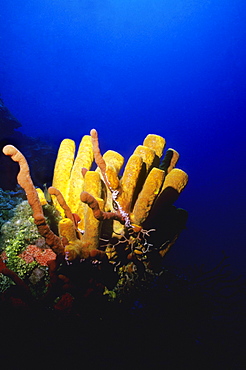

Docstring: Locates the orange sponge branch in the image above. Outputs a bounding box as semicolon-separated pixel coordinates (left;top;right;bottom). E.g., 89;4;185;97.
80;191;125;223
3;145;64;255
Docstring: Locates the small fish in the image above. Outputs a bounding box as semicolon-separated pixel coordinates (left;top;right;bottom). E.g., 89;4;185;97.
43;183;52;203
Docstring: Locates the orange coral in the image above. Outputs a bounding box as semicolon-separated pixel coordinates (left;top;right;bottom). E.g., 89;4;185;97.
80;191;125;223
2;145;64;255
90;128;106;173
48;186;74;222
2;145;44;223
19;245;56;266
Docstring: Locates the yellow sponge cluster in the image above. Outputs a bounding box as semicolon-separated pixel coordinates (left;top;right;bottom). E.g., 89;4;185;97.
50;130;188;261
51;136;94;218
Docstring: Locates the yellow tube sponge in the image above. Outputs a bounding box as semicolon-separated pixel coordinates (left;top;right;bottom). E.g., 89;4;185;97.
67;135;93;213
52;139;75;215
83;197;104;249
105;165;120;191
118;154;143;214
36;188;48;206
112;154;143;236
67;240;92;261
101;150;124;211
133;145;156;173
160;148;179;174
58;218;77;242
83;170;102;198
103;166;120;212
167;149;179;173
161;168;188;194
143;134;166;158
131;167;165;226
65;240;87;261
76;171;102;232
103;150;124;174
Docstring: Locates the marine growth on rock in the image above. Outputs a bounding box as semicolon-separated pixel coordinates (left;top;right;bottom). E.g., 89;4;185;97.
0;129;188;312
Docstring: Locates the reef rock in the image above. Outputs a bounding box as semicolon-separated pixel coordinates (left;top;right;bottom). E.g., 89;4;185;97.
0;98;21;139
0;98;57;190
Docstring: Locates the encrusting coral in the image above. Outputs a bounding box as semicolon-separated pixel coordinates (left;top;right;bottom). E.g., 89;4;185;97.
1;128;188;311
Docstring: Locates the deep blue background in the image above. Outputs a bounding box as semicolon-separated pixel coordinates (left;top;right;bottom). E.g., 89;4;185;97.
1;0;246;275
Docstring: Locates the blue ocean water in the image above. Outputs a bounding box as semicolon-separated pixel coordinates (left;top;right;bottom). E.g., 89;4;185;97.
1;0;246;276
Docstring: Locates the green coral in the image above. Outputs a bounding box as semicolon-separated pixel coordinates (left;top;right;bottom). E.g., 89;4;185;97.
0;198;62;295
0;188;23;229
0;200;40;283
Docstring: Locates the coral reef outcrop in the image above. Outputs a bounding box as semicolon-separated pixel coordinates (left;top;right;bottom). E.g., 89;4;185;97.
1;128;188;311
0;98;21;139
